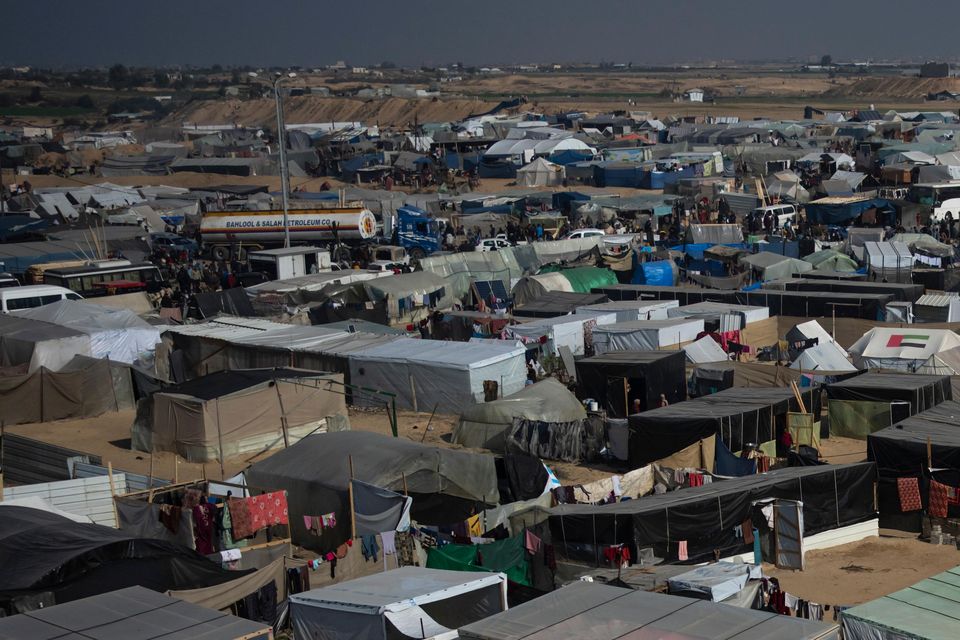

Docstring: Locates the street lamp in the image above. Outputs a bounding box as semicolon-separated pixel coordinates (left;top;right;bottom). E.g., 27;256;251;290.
274;72;296;248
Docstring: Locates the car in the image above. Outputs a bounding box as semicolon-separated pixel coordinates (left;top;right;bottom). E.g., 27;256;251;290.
476;238;512;252
150;233;199;257
563;228;605;240
0;285;82;313
0;273;20;288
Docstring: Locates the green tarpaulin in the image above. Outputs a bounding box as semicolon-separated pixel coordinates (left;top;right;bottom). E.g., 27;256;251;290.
426;534;530;586
829;399;892;439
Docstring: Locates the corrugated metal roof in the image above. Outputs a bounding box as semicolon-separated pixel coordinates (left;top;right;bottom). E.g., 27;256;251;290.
916;293;960;307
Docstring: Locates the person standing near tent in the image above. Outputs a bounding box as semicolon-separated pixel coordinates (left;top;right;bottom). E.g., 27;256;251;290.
536;223;544;242
658;394;669;408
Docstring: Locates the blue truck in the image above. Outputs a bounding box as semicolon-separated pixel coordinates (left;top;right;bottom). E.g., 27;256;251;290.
394;206;443;259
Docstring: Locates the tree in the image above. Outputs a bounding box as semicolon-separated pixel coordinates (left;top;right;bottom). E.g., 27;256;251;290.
820;55;833;67
75;94;95;109
28;86;42;103
109;63;129;88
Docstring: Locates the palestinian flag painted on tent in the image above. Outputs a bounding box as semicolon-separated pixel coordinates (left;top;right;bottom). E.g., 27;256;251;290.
887;334;930;349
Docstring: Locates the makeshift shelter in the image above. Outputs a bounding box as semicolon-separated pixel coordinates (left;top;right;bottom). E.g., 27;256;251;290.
591;318;704;353
348;337;526;413
827;372;952;439
516;157;565;187
791;342;857;373
576;351;687;418
0;586;271;639
787;319;848;357
0;355;136;425
575;299;679;322
511;267;617;306
666;561;761;602
245;431;499;549
460;581;839;640
688;224;743;244
803;249;859;273
668;301;769;326
628;386;820;465
740;252;813;281
841;566;960;640
917;345;960;375
453;378;586;451
547;462;875;567
0;506;247;613
683;335;730;364
131;368;347;462
0;314;94;373
864;241;913;283
292;567;507;640
504;313;616;356
847;328;960;371
11;300;161;369
512;292;608;318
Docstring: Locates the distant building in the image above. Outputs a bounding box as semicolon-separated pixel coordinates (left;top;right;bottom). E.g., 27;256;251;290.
920;62;950;78
684;88;705;102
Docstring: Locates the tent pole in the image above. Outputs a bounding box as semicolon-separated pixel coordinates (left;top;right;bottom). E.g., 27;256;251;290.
348;455;357;539
391;398;398;438
215;397;227;480
107;461;119;528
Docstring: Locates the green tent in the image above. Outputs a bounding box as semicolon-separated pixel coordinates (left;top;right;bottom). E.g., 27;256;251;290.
803;249;858;273
426;534;530;586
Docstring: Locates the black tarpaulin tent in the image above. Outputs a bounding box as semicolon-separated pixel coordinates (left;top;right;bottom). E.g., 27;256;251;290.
627;386;820;466
548;462;876;566
762;278;924;303
245;431;499;550
592;284;740;306
736;289;893;319
512;291;609;318
0;506;248;613
575;351;687;417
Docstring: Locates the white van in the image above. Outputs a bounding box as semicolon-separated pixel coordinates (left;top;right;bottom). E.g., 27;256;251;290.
932;198;960;223
753;204;797;228
0;285;83;313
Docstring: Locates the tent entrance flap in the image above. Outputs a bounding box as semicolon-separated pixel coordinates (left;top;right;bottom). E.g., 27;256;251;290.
775;500;805;570
607;377;629;417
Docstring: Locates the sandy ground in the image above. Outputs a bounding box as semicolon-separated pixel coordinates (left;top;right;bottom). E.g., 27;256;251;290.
819;436;867;464
764;536;960;606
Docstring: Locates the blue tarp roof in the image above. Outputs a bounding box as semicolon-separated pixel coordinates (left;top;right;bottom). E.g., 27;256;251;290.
805;198;895;225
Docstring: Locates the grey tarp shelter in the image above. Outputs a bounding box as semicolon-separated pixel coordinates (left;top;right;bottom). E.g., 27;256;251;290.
0;314;93;373
459;581;839;640
841;565;960;640
0;585;271;640
131;367;347;462
453;378;586;451
291;567;507;640
246;431;500;550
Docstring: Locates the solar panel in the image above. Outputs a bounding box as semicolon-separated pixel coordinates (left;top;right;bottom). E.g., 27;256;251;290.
473;280;510;309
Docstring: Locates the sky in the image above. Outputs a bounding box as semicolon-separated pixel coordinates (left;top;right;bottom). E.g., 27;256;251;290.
5;1;960;68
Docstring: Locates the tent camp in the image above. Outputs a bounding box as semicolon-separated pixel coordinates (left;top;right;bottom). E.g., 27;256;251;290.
0;506;247;613
131;368;347;462
348;337;526;413
847;327;960;371
0;355;137;425
841;566;960;640
10;300;161;369
740;252;813;281
291;567;507;640
452;378;586;451
516;157;565;187
628;386;821;465
460;581;839;640
826;372;952;439
574;299;678;322
548;462;876;567
576;350;687;418
504;313;616;356
512;267;617;306
245;431;499;549
591;318;704;353
0;586;271;640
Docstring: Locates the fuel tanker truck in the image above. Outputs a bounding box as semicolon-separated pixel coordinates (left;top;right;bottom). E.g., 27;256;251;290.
199;205;444;262
198;207;379;261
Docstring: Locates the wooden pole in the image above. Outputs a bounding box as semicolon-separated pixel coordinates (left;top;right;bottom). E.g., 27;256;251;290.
402;472;408;496
147;453;155;503
107;462;119;528
174;454;179;484
348;455;357;539
0;422;5;501
409;375;418;412
928;436;933;469
623;378;629;416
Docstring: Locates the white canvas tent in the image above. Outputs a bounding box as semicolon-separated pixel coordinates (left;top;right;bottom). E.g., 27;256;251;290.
505;313;616;356
683;335;730;364
592;318;704;353
864;241;913;283
789;320;848;357
0;315;93;372
290;567;507;640
791;342;857;373
575;299;678;322
848;327;960;371
348;337;526;412
668;302;770;325
516;157;565;187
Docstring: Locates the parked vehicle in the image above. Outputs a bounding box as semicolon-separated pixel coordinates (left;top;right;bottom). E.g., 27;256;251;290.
562;228;605;240
0;273;20;288
0;285;82;313
150;232;199;257
41;260;164;297
477;238;512;252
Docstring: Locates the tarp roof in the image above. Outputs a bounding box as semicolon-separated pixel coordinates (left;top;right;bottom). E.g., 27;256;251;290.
868;400;960;476
791;341;857;373
459;573;838;640
848;328;960;366
0;585;270;640
841;566;960;640
683;335;730;364
160;367;333;401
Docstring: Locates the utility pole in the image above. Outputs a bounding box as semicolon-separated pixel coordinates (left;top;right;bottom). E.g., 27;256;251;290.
274;73;296;248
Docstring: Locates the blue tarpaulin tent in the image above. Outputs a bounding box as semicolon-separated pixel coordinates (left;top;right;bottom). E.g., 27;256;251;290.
805;198;896;225
632;260;677;286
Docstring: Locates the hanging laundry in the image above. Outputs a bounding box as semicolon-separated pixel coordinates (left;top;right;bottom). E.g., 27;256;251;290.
524;530;541;555
808;603;823;621
361;534;380;563
602;544;631;567
930;480;951;518
302;515;313;530
228;491;289;539
320;512;337;529
784;593;799;614
898;477;922;512
753;529;761;565
158;504;181;534
742;519;754;545
678;540;688;561
192;503;216;555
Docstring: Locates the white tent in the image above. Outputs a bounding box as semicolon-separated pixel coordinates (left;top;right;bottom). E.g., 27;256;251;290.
575;300;679;323
505;313;616;356
791;342;857;373
592;318;704;354
683;336;730;364
668;302;770;325
0;314;93;372
848;327;960;371
348;337;526;412
789;320;848;357
516;157;565;187
291;567;507;640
